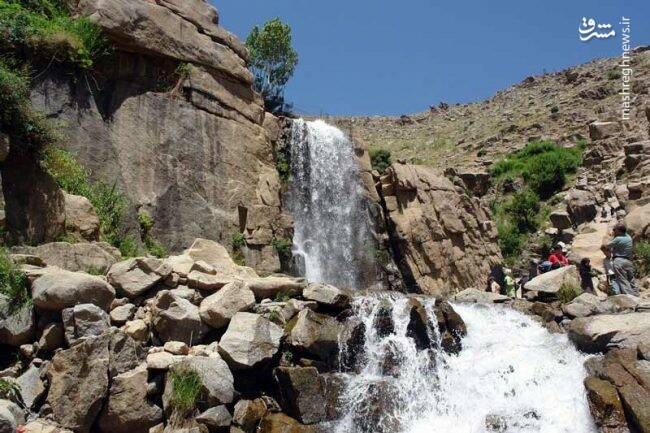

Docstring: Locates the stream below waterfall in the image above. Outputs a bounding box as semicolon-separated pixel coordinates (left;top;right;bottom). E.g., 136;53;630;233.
335;293;597;433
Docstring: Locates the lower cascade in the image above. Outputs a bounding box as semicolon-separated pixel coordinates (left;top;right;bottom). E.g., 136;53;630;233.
336;293;596;433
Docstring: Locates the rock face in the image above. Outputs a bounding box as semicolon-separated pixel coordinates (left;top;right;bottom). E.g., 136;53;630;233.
379;163;502;295
274;367;326;424
287;309;340;363
30;0;289;261
0;302;34;346
62;303;111;345
12;242;120;274
31;268;116;311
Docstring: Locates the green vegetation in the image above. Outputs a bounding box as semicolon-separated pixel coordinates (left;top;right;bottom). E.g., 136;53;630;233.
0;0;111;69
231;232;246;266
636;240;650;277
557;282;581;304
491;141;584;262
43;147;137;257
0;378;21;402
274;290;291;302
246;18;298;114
274;149;290;185
271;237;292;262
369;148;392;174
606;68;622;80
169;366;202;413
0;248;30;313
267;309;281;322
138;211;167;258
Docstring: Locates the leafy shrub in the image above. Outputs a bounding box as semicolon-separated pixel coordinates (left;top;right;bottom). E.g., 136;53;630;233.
0;248;30;313
0;62;57;154
636;240;650;277
497;222;523;261
271;237;292;261
43;147;136;257
557;283;581;304
0;378;21;402
550;106;559;114
137;212;166;258
0;0;111;69
606;69;622;80
267;309;280;322
274;149;290;184
503;189;540;233
369;148;392;174
231;233;246;250
169;366;202;413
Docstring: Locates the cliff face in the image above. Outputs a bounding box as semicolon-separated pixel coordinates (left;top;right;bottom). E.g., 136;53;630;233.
29;0;289;271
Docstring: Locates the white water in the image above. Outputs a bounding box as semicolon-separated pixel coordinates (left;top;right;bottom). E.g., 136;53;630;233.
336;294;597;433
288;119;374;289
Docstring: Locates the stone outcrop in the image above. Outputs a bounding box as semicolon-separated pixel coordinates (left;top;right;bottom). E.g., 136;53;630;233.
63;193;100;241
378;163;501;295
523;265;581;294
31;267;116;311
29;0;289;271
568;312;650;353
12;242;120;274
218;312;283;369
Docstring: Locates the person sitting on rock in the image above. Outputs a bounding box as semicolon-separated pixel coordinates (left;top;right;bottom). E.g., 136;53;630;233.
578;257;596;294
548;244;569;268
606;223;639;296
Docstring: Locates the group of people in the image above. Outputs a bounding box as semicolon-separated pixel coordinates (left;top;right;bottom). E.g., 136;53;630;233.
488;222;639;298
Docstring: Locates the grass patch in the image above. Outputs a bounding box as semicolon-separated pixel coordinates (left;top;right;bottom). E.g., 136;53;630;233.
369;148;392;174
271;236;292;263
557;282;581;304
0;0;111;70
491;141;585;262
137;211;167;258
43;147;138;257
169;366;202;413
635;240;650;277
230;232;246;266
0;248;30;314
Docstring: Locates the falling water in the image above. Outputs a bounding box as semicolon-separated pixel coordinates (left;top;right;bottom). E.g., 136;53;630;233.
288;119;374;289
336;294;597;433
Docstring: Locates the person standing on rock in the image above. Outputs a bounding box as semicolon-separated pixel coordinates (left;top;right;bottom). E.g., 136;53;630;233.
606;223;639;296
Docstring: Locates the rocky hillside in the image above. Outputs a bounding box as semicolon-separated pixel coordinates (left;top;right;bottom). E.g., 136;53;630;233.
326;49;650;171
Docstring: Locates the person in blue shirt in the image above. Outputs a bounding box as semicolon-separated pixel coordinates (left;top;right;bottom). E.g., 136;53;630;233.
606;223;638;296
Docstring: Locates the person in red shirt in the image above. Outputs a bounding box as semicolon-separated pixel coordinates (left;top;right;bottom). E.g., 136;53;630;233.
548;244;569;268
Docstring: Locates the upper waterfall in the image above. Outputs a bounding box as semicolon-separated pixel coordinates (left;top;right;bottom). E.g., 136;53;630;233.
287;119;376;289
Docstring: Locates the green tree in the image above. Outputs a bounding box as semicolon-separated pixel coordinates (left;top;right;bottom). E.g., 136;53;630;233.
246;18;298;113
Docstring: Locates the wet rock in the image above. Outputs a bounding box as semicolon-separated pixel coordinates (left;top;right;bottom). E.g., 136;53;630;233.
274;367;326;424
584;376;628;432
218;312;282;370
199;281;256;328
62;303;110;345
406;298;432;350
46;333;111;432
287;309;340;363
257;413;315;433
32;268;115;312
98;364;163;433
351;379;402;433
339;316;365;372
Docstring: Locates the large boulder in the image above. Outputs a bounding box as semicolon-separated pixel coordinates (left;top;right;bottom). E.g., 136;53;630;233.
589;121;621;140
246;277;305;300
183;238;257;279
64;193;100;241
379;163;501;296
568;312;650;353
257;413;315;433
197;405;232;431
108;258;165;298
165;356;235;406
32;268;115;311
0;301;34;347
0;400;24;433
62;303;111;345
302;283;351;309
46;333;111;433
218;312;283;370
568;223;610;270
566;189;597;227
524;265;581;294
583;377;628;432
232;399;267;432
15;363;47;410
273;367;326;424
11;242;120;274
152;290;208;344
199;280;256;328
625;202;650;240
98;364;163;433
286;309;340;363
451;288;509;303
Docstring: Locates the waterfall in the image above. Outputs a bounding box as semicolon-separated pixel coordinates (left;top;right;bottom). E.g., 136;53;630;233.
336;293;597;433
288;119;375;289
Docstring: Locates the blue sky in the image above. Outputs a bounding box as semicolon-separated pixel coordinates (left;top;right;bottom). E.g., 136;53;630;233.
214;1;650;116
